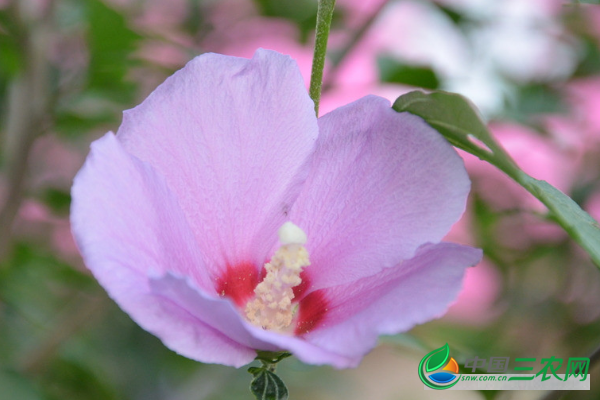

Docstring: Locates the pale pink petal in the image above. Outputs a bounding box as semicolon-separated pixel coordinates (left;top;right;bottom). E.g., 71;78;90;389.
297;243;482;362
116;49;318;294
150;273;357;368
289;96;471;291
149;273;279;353
71;133;254;366
111;267;256;367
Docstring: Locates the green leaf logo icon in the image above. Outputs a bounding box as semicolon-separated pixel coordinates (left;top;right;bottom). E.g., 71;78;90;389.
425;343;450;373
418;343;459;390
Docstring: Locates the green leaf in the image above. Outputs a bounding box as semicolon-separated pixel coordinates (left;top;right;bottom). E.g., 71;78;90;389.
392;90;496;156
0;8;24;77
477;389;502;400
378;56;440;89
85;0;140;102
518;176;600;266
575;38;600;77
0;369;43;400
40;188;71;216
249;369;289;400
253;0;319;43
425;343;450;373
393;90;600;269
42;358;119;400
55;111;117;138
503;84;566;124
434;4;465;25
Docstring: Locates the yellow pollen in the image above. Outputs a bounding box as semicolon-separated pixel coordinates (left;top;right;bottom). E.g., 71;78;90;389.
245;222;310;331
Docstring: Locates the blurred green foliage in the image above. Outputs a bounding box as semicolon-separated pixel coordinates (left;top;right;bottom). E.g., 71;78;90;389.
85;0;140;102
254;0;319;42
377;55;440;89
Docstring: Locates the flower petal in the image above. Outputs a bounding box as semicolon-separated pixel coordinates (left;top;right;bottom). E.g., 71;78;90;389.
116;49;318;281
149;273;280;353
150;272;356;368
71;133;254;366
298;243;482;362
289;95;471;291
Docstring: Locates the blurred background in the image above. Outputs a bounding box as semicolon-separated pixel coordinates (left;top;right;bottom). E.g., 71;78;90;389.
1;0;600;399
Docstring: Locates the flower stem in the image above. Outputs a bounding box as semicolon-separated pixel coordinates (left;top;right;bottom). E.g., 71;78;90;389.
309;0;336;117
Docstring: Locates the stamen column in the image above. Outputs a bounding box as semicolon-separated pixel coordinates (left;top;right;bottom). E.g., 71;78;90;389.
245;222;310;331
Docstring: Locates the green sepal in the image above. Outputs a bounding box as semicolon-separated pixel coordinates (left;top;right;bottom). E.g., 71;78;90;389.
255;351;292;365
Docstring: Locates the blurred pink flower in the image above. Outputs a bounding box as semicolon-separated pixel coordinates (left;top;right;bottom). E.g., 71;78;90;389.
12;199;79;262
585;4;600;42
543;77;600;190
566;77;600;140
319;34;405;115
205;17;314;86
52;223;80;261
446;261;503;325
586;190;600;223
2;136;83;261
337;0;388;28
138;41;189;69
377;0;575;116
198;0;403;115
442;209;502;325
19;200;50;222
460;122;579;247
543;116;586;157
71;50;481;368
108;0;187;31
30;135;86;189
136;0;187;29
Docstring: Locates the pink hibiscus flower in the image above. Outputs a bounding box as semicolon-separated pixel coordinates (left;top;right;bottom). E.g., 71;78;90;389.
70;49;481;368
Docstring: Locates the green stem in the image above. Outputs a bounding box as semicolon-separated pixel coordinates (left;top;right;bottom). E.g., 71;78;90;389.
255;350;292;365
309;0;336;117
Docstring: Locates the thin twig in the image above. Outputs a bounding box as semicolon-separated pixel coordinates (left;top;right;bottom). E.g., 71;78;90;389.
0;2;54;261
322;0;391;92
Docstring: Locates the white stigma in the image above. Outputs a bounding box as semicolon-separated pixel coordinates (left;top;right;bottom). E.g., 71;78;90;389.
245;222;310;332
278;221;307;245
